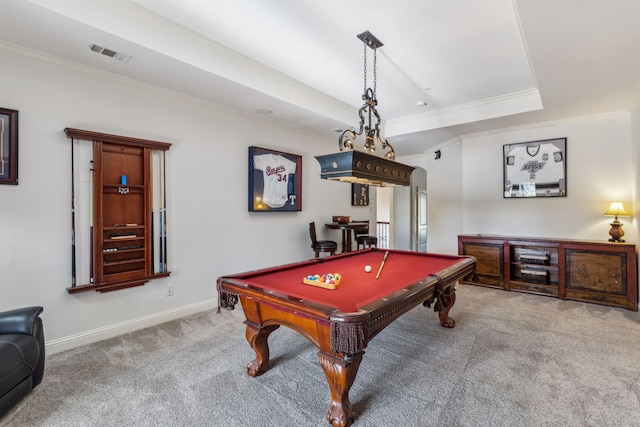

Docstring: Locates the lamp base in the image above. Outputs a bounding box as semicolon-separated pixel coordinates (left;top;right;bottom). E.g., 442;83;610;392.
608;220;625;243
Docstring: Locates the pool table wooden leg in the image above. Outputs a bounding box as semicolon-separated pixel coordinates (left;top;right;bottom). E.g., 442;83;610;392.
318;351;363;427
437;286;457;328
245;322;280;377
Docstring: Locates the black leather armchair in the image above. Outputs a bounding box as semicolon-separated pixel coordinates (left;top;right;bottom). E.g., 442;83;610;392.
0;306;45;417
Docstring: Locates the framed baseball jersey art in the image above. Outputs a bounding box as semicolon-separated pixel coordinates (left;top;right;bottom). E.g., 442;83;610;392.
503;138;567;198
248;146;302;212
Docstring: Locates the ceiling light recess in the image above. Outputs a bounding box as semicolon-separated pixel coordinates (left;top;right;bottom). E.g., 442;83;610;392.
315;31;414;187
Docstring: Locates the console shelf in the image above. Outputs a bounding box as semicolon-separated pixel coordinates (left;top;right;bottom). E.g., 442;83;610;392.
458;234;638;311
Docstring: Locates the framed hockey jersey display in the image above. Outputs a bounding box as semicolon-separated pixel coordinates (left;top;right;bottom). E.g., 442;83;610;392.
503;138;566;198
248;146;302;212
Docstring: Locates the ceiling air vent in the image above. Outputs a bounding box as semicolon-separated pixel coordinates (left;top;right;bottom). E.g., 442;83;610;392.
89;44;132;63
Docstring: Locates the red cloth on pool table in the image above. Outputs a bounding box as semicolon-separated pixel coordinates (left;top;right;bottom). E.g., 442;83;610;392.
239;251;461;313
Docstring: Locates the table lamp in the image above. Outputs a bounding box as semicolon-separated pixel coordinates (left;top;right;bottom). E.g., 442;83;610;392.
604;202;630;242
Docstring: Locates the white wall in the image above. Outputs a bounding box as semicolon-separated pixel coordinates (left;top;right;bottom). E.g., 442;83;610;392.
625;102;640;274
0;45;373;351
422;112;638;257
425;141;464;254
389;156;429;251
461;113;636;242
376;187;390;222
631;102;639;231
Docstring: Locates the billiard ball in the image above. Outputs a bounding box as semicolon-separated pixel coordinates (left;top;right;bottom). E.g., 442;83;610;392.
364;265;372;273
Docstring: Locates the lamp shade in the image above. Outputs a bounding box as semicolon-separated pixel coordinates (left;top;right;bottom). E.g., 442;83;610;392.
604;202;630;217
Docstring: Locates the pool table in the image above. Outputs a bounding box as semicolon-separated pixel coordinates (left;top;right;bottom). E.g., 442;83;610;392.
216;248;476;426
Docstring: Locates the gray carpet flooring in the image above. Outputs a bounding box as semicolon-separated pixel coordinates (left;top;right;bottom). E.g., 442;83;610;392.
3;285;640;427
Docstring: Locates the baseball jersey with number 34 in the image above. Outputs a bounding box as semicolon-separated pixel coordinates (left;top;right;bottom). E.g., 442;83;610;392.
253;154;297;208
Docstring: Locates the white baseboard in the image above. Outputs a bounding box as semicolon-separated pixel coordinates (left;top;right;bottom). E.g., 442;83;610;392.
45;298;218;354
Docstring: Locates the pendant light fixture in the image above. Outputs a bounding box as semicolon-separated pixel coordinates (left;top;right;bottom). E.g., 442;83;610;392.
315;31;415;186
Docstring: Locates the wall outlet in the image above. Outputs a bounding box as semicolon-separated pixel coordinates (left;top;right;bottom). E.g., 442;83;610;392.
166;284;174;296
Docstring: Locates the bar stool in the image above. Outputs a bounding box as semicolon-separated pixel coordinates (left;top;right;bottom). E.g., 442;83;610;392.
352;220;377;250
309;222;337;258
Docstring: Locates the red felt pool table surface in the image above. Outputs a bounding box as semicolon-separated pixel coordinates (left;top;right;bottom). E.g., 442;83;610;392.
216;248;476;426
226;249;466;313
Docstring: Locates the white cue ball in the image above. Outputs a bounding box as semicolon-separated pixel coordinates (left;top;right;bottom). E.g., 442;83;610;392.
364;265;372;273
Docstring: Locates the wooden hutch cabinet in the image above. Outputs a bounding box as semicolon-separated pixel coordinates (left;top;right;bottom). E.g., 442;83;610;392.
65;128;171;293
94;142;151;285
458;235;638;311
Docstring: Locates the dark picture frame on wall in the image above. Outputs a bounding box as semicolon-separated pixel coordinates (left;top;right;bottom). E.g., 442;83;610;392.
248;146;302;212
0;107;18;185
351;183;369;206
503;137;566;198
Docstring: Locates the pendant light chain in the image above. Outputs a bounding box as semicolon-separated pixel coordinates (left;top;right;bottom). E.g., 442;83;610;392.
363;43;368;97
373;47;377;101
362;43;378;101
336;30;400;165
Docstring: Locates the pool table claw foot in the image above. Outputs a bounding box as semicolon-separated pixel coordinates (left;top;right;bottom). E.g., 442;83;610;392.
437;286;457;328
439;315;456;328
318;351;362;427
217;290;238;311
245;323;280;377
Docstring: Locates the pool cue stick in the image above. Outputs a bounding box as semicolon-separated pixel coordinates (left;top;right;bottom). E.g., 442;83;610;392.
161;150;167;273
376;251;389;280
150;152;156;273
89;160;94;283
70;138;76;287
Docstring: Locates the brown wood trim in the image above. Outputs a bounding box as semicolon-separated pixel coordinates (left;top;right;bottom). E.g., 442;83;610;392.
66;272;171;294
64;128;171;151
93;141;104;283
557;243;567;299
627;247;638;311
143;147;153;276
96;280;148;293
502;241;510;291
459;234;637;248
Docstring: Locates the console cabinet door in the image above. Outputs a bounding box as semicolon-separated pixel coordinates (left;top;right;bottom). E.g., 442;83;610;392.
94;142;152;284
459;240;505;288
565;248;630;308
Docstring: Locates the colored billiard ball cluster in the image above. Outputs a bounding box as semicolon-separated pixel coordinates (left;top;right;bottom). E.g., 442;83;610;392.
306;273;340;285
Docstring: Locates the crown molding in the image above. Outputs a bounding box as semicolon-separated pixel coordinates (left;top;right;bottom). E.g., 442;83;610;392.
385;88;543;137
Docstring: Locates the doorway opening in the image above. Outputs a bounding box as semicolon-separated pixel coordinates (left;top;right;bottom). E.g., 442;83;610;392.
375;167;427;251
